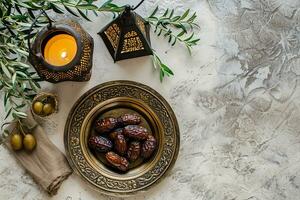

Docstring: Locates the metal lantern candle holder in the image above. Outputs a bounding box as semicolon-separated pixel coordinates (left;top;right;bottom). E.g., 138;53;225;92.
99;4;152;62
29;12;94;83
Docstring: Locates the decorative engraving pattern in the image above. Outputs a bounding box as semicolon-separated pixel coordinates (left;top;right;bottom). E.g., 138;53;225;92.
136;15;146;36
104;23;120;51
124;31;138;38
121;31;144;53
65;81;179;194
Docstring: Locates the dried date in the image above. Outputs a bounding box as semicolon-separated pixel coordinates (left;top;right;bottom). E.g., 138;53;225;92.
105;152;129;172
95;114;141;134
123;125;149;140
114;134;127;155
108;128;123;140
94;117;118;133
88;136;112;153
127;141;141;162
141;135;157;159
117;114;141;126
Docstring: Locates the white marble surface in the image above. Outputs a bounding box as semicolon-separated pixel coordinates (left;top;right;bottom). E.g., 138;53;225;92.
1;0;300;199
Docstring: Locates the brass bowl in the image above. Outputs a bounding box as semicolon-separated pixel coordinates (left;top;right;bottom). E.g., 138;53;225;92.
31;92;58;117
64;81;180;196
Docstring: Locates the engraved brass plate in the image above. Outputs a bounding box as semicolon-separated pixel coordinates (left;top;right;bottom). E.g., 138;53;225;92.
64;81;180;196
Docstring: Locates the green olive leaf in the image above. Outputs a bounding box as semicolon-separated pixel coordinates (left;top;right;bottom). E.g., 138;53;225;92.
1;62;12;78
77;4;98;10
77;8;91;21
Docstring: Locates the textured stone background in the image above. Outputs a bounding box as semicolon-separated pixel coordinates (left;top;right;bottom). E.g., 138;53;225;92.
1;0;300;199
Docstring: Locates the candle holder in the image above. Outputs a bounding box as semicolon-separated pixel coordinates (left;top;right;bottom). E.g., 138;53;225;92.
28;13;94;83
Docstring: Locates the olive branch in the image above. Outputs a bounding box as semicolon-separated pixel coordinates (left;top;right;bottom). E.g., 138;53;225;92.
146;6;200;81
0;0;124;143
0;0;200;143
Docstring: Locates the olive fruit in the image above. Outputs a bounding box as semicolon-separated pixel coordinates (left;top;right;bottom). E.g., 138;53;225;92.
23;134;36;151
33;101;43;115
43;103;54;115
10;133;23;151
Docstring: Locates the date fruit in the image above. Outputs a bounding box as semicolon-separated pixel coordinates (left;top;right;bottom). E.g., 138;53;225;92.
114;134;127;155
141;135;157;159
106;152;129;172
94;117;118;133
95;114;141;134
127;141;141;162
88;136;112;152
123;125;149;140
90;113;158;173
117;114;141;126
108;128;123;140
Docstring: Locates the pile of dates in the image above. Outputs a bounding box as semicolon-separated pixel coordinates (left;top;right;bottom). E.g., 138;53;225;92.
88;113;157;172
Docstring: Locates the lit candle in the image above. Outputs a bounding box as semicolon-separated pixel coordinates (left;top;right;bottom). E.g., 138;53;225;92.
43;34;77;66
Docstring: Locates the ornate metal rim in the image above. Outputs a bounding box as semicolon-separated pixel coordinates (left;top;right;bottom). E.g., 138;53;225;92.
64;80;180;196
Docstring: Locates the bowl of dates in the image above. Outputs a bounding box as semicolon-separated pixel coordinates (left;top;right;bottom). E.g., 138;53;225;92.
64;81;180;196
89;114;157;172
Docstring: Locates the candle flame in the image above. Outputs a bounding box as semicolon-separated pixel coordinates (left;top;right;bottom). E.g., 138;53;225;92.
61;51;68;59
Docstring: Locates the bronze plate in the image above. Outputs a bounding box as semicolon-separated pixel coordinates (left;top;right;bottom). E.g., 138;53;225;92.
64;80;180;196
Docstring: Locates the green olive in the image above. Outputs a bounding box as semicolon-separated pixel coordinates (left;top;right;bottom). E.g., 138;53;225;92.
43;103;54;115
10;133;23;151
23;134;36;151
33;101;44;115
